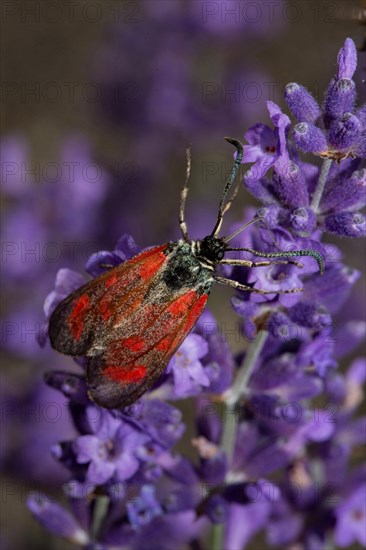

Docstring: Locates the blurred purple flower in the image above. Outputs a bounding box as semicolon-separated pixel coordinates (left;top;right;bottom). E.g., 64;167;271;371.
167;334;210;398
73;408;146;484
335;484;366;547
27;493;89;545
127;485;163;529
1;379;75;485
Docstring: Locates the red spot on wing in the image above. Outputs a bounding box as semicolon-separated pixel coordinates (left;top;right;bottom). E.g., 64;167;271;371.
183;294;208;333
68;294;90;340
129;245;167;265
127;245;167;281
104;364;147;384
167;290;198;316
114;299;156;326
139;251;166;280
114;297;141;323
105;273;118;288
156;293;208;354
94;247;168;327
122;336;145;352
99;299;111;321
156;336;172;352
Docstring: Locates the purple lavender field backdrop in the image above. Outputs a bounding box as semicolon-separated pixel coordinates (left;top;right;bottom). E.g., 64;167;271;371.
1;1;365;549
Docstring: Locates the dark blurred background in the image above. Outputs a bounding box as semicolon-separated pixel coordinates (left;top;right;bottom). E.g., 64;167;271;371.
1;1;365;548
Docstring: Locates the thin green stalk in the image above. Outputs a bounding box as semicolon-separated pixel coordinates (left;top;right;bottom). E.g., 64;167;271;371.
221;330;268;466
311;158;333;213
91;495;109;542
227;330;269;407
211;523;224;550
212;331;269;549
220;402;238;468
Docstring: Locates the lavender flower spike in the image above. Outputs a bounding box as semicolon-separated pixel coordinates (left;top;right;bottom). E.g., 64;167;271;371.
334;484;366;547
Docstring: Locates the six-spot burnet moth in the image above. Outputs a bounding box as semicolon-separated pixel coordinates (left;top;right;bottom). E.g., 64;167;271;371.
49;138;324;409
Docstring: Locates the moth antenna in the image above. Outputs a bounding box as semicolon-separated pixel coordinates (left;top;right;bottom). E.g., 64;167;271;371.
211;137;244;238
179;144;192;241
223;216;263;243
225;247;325;275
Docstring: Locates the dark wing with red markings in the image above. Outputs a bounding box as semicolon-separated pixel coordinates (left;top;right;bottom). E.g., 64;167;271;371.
48;244;209;409
49;245;168;356
86;287;208;408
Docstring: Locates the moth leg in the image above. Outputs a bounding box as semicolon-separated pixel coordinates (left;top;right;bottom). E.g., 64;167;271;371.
179;145;192;241
219;259;304;268
214;275;303;294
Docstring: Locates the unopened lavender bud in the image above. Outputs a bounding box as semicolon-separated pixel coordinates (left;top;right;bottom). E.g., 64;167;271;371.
321;169;366;213
293;122;327;154
324;78;356;121
354;132;366;159
356;104;366;129
267;311;293;340
337;38;357;79
44;371;89;404
325;212;366;238
256;205;284;228
285;83;321;123
204;494;229;524
288;302;332;330
287;206;317;232
328;113;361;151
273;159;309;207
27;493;89;545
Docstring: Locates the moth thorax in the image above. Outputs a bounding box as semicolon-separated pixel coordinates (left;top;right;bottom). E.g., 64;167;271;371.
163;254;201;289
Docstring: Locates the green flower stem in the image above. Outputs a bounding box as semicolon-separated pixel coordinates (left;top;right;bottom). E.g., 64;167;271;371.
311;158;333;213
222;330;269;467
91;495;109;542
211;523;224;550
222;330;268;464
226;330;269;408
212;331;269;548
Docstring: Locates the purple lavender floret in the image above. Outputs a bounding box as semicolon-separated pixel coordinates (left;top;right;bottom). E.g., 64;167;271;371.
286;207;317;232
126;485;163;529
334;484;366;547
284;83;321;123
325;211;366;238
321;167;366;213
324;78;357;123
328;112;361;151
166;334;210;398
27;493;89;545
86;234;140;277
293;122;328;154
73;408;145;484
